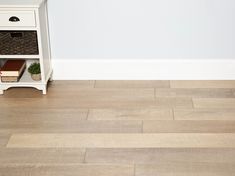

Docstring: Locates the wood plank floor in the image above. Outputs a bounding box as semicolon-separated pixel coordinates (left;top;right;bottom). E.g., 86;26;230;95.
1;80;235;175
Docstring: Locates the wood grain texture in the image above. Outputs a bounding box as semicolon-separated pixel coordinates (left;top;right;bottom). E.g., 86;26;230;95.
1;81;95;98
0;98;156;109
0;108;88;119
0;120;142;133
0;134;10;148
2;81;235;175
170;81;235;88
135;163;235;176
95;80;170;88
7;133;235;148
0;164;134;176
46;88;155;100
88;108;173;120
49;80;95;88
143;120;235;133
0;148;85;164
86;148;235;164
0;108;89;133
155;97;193;108
193;98;235;108
156;88;234;98
46;120;142;133
0;88;156;108
174;109;235;120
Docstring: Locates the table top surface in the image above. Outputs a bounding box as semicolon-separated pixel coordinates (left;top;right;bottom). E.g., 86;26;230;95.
0;0;46;8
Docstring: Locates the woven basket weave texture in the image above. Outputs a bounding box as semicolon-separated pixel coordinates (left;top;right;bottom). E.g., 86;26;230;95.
0;31;39;55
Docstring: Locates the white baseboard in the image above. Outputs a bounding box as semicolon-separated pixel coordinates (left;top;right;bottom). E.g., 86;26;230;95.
52;58;235;80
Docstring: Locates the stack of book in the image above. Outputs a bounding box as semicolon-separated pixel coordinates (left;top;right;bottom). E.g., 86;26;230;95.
0;60;26;82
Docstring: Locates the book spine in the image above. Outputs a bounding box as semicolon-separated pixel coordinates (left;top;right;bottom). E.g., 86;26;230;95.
0;64;26;82
0;71;20;77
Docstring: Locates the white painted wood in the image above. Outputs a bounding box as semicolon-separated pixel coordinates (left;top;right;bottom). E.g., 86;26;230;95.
0;10;36;27
0;55;40;59
52;58;235;80
0;0;52;94
0;0;44;8
38;3;52;80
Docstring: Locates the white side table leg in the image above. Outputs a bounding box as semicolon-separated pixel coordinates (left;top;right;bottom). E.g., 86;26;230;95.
49;71;53;81
42;86;47;95
0;90;4;95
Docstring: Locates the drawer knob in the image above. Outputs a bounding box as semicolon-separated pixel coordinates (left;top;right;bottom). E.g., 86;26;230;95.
9;16;20;22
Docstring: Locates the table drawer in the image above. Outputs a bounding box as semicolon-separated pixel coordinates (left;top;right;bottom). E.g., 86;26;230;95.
0;11;36;27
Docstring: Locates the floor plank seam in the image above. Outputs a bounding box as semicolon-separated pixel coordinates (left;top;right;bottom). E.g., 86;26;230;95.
86;109;90;120
169;80;173;88
229;88;234;98
4;134;12;148
93;80;96;88
141;121;144;133
172;109;175;120
167;80;171;88
0;163;135;166
191;97;195;109
83;148;87;163
133;164;136;176
154;88;156;101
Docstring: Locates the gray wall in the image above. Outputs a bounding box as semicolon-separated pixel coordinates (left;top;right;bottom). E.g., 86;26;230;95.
48;0;235;59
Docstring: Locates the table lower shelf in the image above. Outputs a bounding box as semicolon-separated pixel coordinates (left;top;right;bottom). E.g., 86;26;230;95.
0;69;53;95
1;69;42;85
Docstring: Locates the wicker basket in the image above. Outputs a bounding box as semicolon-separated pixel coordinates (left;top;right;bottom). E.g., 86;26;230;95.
0;31;39;55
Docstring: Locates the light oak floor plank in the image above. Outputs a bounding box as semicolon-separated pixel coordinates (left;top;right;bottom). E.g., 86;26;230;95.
155;97;193;108
1;81;95;98
49;80;95;89
46;88;155;99
0;108;90;133
95;80;170;88
156;88;234;98
0;134;10;148
0;120;142;133
170;80;235;88
0;88;156;109
7;133;235;148
0;97;156;109
88;108;173;120
0;164;134;176
86;148;235;164
2;81;235;175
174;109;235;120
60;120;143;133
0;148;85;164
1;91;193;109
0;108;88;119
135;163;235;176
2;88;155;100
143;120;235;133
193;98;235;108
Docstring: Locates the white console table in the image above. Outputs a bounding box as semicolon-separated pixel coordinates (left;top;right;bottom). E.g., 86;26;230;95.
0;0;52;94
